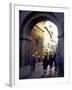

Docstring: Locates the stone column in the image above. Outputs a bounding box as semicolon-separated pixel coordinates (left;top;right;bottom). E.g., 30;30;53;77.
20;34;32;67
56;21;64;65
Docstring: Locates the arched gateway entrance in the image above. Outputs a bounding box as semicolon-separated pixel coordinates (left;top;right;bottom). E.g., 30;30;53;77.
19;11;64;68
30;20;58;63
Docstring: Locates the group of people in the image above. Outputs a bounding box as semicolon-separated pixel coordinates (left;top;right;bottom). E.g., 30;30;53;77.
30;52;64;76
43;53;63;74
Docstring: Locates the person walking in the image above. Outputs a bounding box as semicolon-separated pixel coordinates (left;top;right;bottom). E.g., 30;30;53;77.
42;55;48;74
30;54;36;71
55;52;63;75
53;53;57;72
48;55;53;72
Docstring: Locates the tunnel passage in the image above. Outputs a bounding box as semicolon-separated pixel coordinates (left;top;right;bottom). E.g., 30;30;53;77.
29;20;58;63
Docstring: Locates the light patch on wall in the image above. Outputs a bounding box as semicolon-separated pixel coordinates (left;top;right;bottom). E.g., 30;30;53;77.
44;21;58;44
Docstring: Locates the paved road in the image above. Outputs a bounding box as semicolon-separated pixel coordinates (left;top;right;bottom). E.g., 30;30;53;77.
20;63;64;79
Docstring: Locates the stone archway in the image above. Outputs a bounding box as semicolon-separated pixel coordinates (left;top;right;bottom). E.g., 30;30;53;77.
19;11;64;67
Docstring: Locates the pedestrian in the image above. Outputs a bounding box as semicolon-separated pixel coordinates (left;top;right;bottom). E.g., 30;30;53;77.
30;54;36;71
55;52;63;75
42;55;48;74
48;54;53;72
53;53;57;72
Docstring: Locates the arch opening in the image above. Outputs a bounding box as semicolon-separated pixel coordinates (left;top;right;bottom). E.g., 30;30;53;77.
30;20;58;63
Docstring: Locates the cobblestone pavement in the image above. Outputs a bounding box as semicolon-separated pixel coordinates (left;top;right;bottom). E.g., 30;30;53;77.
20;63;64;79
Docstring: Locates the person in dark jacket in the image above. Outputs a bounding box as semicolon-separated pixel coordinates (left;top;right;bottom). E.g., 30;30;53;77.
53;53;57;72
43;55;48;74
48;55;53;72
55;52;63;74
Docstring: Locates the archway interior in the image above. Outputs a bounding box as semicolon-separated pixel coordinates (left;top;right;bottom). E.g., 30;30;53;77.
30;20;58;63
